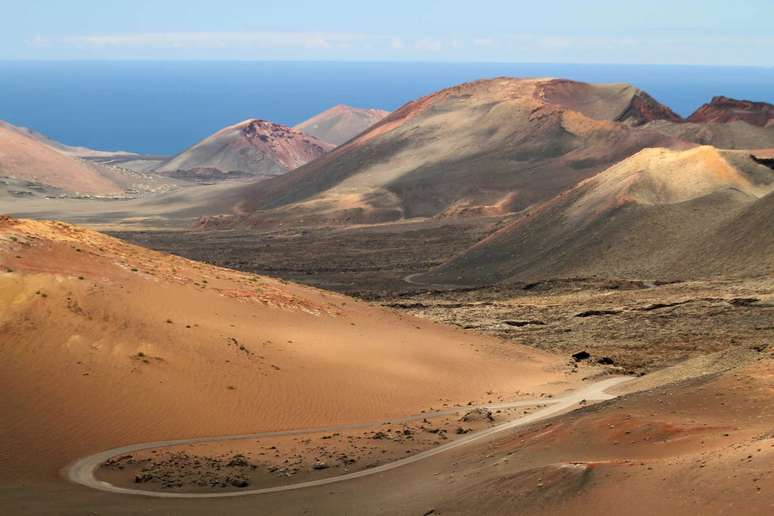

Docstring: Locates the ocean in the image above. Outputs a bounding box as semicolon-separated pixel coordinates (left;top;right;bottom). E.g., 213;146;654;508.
1;61;773;155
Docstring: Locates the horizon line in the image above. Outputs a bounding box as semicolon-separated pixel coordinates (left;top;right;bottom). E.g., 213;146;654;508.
0;58;773;69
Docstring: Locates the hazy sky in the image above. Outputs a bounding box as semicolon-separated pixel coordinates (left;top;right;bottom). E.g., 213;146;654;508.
3;1;773;65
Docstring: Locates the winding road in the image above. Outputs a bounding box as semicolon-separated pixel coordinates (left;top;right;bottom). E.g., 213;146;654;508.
67;376;630;499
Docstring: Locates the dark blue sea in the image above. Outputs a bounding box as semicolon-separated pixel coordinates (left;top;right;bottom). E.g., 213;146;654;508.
1;61;773;155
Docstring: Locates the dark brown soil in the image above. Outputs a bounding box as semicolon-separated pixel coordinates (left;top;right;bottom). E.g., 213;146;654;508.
111;220;774;375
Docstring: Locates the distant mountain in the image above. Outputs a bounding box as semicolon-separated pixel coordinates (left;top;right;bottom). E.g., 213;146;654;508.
419;146;774;285
0;121;124;195
0;121;139;159
207;78;686;225
687;96;774;126
156;119;334;182
293;105;390;145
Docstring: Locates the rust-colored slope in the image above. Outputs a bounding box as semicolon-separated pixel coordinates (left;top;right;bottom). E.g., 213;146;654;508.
435;352;774;515
687;96;774;127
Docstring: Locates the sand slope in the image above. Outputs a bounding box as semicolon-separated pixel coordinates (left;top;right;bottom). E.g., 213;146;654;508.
0;217;569;483
205;78;684;226
156;120;334;180
421;146;774;285
293;105;390;146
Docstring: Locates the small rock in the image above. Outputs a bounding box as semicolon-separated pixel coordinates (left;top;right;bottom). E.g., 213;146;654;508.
461;408;494;423
227;454;250;467
228;477;249;488
572;351;591;362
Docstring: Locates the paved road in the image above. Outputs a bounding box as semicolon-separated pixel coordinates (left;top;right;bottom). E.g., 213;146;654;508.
67;376;630;499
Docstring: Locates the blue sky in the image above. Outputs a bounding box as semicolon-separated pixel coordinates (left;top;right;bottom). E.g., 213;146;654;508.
3;1;774;65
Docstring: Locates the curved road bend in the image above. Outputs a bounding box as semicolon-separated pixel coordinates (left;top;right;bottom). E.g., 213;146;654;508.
67;376;631;499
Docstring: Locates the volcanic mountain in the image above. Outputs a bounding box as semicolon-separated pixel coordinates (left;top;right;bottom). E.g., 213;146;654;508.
0;121;124;195
207;78;693;226
293;105;390;145
419;145;774;285
0;216;567;484
687;96;774;126
156;119;334;181
641;96;774;149
0;121;139;159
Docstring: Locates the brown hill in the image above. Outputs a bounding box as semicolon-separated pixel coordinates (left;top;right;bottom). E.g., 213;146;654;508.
0;122;124;195
207;78;684;226
156;119;334;181
0;216;568;483
0;120;139;159
293;104;390;145
687;96;774;126
419;146;774;285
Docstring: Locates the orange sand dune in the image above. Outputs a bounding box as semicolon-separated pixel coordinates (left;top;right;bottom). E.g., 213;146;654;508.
0;217;571;484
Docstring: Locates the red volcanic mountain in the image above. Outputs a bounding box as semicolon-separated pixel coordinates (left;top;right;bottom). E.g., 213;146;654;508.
687;96;774;127
156;119;334;181
203;78;687;225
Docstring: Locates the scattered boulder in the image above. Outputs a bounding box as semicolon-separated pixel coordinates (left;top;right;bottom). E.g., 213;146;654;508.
312;461;330;470
228;477;249;488
597;356;615;365
227;454;250;467
461;407;494;423
572;351;591;362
